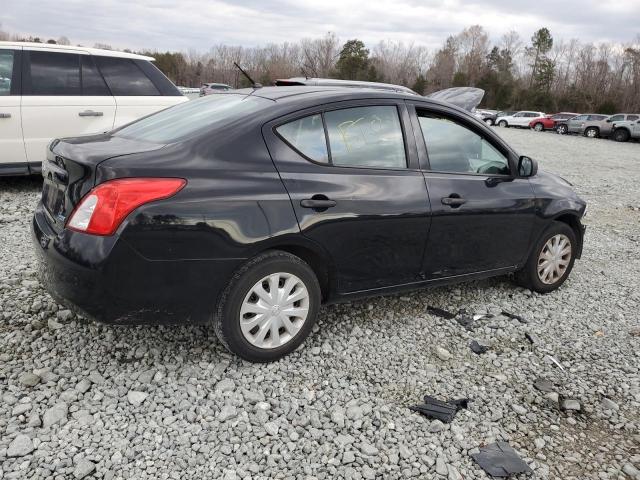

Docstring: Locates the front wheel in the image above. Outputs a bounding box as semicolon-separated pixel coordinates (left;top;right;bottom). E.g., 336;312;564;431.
533;123;544;132
556;124;568;135
214;251;321;362
584;127;599;138
498;120;508;128
612;129;630;142
514;222;577;293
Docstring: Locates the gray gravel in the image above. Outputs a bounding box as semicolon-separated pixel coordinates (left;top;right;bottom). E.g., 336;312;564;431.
1;129;639;479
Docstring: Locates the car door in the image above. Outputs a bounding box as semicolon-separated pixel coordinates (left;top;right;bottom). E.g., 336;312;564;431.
0;47;28;174
510;112;526;126
93;56;185;128
567;115;588;133
263;101;431;293
21;49;116;168
409;103;536;278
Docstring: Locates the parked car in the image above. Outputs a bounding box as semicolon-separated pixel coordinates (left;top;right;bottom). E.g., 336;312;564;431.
529;112;580;132
610;118;640;142
474;109;498;126
199;83;233;96
601;113;640;138
497;111;546;128
33;87;586;362
560;114;610;137
0;42;187;176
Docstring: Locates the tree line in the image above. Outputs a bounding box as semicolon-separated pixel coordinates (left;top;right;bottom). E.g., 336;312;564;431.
2;24;639;113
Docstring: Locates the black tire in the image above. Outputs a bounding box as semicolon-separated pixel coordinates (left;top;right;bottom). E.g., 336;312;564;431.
484;118;494;126
514;222;577;293
557;124;568;135
612;128;630;142
214;250;321;362
533;122;544;132
498;120;508;128
584;127;599;138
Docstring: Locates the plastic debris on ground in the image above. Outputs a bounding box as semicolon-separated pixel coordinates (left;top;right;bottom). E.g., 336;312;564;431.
501;310;528;324
471;441;533;477
409;396;469;423
469;340;489;355
427;306;457;320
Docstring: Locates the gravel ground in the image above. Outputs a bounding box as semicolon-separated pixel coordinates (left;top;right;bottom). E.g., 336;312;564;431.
1;129;639;480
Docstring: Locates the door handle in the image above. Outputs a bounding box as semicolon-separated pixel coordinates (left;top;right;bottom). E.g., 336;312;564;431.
0;113;11;118
300;198;337;209
78;110;103;117
441;195;466;207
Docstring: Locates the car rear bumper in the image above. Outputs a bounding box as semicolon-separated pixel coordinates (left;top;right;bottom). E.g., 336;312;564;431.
32;202;239;325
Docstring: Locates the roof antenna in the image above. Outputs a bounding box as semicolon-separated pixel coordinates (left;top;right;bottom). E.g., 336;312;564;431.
233;62;262;89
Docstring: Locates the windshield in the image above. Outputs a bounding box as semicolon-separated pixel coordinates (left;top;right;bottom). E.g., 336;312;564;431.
115;94;271;144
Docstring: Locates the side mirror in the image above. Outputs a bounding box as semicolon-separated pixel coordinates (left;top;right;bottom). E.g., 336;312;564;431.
606;119;612;123
518;156;538;177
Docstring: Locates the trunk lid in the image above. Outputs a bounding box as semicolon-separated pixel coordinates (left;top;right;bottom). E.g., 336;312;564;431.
41;132;164;233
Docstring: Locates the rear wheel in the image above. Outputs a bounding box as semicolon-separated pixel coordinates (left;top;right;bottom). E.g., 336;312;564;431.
214;250;321;362
514;222;577;293
484;118;494;126
533;123;544;132
557;124;568;135
612;128;630;142
584;127;599;138
498;120;508;128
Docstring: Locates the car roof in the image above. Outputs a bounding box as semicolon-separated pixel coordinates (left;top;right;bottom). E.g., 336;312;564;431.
275;77;417;95
0;41;154;61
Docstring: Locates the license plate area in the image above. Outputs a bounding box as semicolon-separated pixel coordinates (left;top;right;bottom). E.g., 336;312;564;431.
42;179;67;224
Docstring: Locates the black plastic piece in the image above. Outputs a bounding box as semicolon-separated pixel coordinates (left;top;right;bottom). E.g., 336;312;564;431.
410;396;469;423
470;340;489;354
427;306;456;319
471;442;533;477
456;314;475;330
502;310;528;324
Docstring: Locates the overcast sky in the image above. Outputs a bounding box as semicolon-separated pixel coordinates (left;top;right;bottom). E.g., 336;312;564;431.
3;0;639;52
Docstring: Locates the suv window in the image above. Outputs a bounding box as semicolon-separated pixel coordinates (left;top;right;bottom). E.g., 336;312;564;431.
418;115;510;175
0;50;13;96
81;56;110;96
627;115;639;121
589;115;606;121
609;114;623;122
276;114;328;163
574;115;588;121
28;51;81;95
324;106;406;168
95;56;159;96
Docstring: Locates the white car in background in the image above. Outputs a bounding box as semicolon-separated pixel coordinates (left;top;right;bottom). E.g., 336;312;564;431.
497;110;546;128
0;42;187;176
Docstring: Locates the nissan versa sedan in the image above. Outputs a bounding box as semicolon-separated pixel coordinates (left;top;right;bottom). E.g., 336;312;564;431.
33;87;587;362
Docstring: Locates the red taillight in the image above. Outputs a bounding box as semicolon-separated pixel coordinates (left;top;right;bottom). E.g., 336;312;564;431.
67;178;186;236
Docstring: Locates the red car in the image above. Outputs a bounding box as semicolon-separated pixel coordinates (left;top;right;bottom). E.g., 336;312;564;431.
530;112;580;131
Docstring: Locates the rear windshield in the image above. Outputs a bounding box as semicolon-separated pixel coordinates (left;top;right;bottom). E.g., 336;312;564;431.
114;94;270;143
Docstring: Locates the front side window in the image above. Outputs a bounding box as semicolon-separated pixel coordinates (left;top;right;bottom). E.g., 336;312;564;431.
28;51;80;95
0;50;13;96
609;114;623;122
95;56;159;96
418;115;510;175
276;114;328;163
324;106;406;168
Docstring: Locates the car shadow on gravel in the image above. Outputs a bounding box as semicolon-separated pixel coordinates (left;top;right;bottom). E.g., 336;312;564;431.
0;176;43;192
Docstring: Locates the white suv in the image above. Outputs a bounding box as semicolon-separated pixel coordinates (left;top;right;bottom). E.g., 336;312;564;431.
0;42;188;176
497;111;546;128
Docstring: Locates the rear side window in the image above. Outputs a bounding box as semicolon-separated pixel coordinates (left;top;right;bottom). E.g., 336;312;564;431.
0;50;13;96
276;114;328;163
81;56;110;96
95;56;159;96
589;115;606;121
627;115;639;121
28;51;81;95
325;106;406;168
115;94;270;143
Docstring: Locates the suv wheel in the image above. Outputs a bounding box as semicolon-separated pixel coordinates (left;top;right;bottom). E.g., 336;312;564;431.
484;118;494;126
612;128;630;142
514;222;577;293
214;250;321;362
557;124;568;135
533;123;544;132
584;127;599;138
498;120;508;128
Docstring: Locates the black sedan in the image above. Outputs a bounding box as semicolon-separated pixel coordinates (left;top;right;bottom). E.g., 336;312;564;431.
33;87;587;362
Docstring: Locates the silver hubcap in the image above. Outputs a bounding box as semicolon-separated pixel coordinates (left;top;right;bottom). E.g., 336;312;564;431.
586;129;596;137
537;234;572;285
240;272;310;349
535;124;543;131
